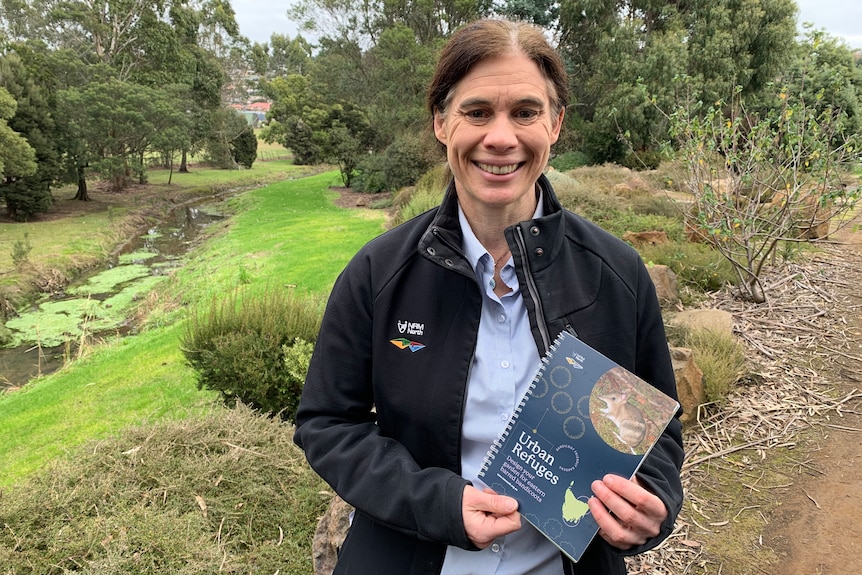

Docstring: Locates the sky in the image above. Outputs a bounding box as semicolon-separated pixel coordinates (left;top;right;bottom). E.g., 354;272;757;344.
232;0;862;50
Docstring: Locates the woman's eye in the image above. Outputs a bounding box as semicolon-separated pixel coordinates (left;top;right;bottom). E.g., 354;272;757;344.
515;109;539;121
465;109;488;119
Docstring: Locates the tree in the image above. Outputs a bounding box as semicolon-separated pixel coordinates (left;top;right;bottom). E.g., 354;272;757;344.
666;83;861;303
0;87;38;210
0;51;62;220
556;0;798;163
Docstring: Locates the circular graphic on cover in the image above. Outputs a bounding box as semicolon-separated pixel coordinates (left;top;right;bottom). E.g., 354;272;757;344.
549;364;572;389
532;376;549;399
551;391;573;414
562;415;586;440
577;394;592;418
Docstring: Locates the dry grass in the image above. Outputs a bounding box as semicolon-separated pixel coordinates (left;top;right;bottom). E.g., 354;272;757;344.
0;403;329;574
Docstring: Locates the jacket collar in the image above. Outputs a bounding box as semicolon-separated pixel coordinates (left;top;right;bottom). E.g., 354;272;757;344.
418;173;565;273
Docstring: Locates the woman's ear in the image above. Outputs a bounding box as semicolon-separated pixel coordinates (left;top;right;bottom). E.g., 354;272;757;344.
433;109;447;145
550;107;565;145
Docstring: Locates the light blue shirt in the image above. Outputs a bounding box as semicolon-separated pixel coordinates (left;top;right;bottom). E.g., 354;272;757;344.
440;196;564;575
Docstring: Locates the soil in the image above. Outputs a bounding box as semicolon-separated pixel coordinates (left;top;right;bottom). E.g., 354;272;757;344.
763;219;862;574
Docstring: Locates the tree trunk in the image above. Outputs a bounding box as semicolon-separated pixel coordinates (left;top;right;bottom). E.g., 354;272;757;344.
179;149;189;173
74;165;89;201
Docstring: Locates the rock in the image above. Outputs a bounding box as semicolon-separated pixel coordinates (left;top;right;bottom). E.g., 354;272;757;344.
312;495;354;575
647;264;679;305
670;346;705;426
623;230;670;247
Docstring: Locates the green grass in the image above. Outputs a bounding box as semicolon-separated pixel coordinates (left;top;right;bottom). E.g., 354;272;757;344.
0;170;387;487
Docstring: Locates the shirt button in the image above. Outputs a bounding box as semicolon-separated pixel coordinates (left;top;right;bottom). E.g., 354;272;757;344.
501;360;510;369
500;412;509;421
497;313;506;323
491;543;501;553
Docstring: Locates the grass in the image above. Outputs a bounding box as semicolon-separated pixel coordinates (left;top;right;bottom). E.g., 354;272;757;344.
0;169;387;487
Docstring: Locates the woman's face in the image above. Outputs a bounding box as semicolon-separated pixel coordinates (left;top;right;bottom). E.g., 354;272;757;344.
433;53;564;221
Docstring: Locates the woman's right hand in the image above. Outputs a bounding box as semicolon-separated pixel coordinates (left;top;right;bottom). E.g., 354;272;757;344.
461;485;522;548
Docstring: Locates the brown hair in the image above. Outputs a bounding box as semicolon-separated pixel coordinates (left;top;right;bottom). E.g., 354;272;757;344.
427;19;568;122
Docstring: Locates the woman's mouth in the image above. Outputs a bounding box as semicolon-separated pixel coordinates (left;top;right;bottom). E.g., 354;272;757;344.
475;162;522;175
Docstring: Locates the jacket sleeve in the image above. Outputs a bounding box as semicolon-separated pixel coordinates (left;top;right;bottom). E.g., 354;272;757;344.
293;249;473;550
621;261;685;556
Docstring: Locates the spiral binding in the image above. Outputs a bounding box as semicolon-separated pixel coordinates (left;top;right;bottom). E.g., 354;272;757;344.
477;332;568;479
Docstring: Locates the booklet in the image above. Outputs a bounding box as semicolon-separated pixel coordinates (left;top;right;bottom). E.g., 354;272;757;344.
478;330;680;562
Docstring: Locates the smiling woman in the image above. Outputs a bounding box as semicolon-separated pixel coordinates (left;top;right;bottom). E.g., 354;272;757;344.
292;18;684;575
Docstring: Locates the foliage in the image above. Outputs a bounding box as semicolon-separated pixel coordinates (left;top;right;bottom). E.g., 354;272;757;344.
181;287;323;423
556;0;798;164
639;241;737;294
666;82;861;302
230;126;257;168
0;86;36;186
549;151;589;172
0;53;61;220
0;404;328;574
355;132;436;193
391;163;449;225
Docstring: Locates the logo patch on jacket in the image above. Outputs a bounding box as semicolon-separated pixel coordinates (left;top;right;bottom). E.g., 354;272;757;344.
390;338;426;353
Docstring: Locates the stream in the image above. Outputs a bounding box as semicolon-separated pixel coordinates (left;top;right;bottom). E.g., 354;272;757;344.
0;203;225;390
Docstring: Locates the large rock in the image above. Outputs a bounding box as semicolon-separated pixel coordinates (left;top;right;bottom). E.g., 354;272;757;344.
647;264;679;305
313;495;354;575
622;230;670;247
670;346;705;426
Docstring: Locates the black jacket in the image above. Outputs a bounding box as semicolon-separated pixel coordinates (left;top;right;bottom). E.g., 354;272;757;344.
294;175;684;574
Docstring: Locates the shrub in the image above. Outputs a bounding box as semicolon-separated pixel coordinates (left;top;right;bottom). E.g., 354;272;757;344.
353;153;388;193
549;151;589;171
620;149;662;171
231;127;258;169
666;325;747;403
0;404;329;574
181;287;323;423
639;241;736;293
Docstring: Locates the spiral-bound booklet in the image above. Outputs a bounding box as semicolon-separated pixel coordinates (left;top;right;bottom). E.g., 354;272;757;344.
478;330;679;563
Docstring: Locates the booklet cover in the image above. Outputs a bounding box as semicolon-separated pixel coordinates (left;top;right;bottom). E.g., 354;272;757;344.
477;330;680;563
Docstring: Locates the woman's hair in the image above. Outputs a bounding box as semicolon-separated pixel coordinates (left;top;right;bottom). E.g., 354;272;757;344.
427;19;568;122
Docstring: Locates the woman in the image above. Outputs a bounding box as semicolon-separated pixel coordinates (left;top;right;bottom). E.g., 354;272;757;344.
294;18;684;574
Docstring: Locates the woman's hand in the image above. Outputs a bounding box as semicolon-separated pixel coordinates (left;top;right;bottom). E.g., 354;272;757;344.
588;475;667;550
461;485;522;548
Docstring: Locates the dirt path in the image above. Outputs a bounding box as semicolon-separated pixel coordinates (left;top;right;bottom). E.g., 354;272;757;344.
765;219;862;574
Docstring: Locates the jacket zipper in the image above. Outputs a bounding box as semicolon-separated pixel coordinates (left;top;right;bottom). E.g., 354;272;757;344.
513;226;552;353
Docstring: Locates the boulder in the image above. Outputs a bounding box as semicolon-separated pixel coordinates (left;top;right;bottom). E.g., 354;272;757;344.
312;495;354;575
622;230;670;247
647;264;679;305
670;346;705;426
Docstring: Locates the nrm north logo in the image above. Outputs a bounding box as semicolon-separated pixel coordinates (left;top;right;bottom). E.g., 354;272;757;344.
390;338;426;353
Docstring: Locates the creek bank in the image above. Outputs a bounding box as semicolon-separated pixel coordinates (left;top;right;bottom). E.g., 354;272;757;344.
0;186;254;390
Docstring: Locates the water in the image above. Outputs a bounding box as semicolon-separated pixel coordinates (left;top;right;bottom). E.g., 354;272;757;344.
1;204;224;390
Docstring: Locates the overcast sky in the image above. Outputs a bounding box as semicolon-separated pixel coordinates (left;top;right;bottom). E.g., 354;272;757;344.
232;0;862;49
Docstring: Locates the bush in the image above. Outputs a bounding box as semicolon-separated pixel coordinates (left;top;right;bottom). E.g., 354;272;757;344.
639;241;736;293
180;287;323;423
231;127;258;169
666;325;747;403
620;149;662;171
0;404;329;574
353;153;388;193
549;151;589;171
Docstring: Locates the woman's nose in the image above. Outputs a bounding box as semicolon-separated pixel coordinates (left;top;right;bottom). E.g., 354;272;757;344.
483;116;518;150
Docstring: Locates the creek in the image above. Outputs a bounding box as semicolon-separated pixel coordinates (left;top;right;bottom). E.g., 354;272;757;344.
0;203;225;390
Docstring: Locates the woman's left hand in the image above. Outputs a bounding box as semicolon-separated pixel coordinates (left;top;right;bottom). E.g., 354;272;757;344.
588;474;667;550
